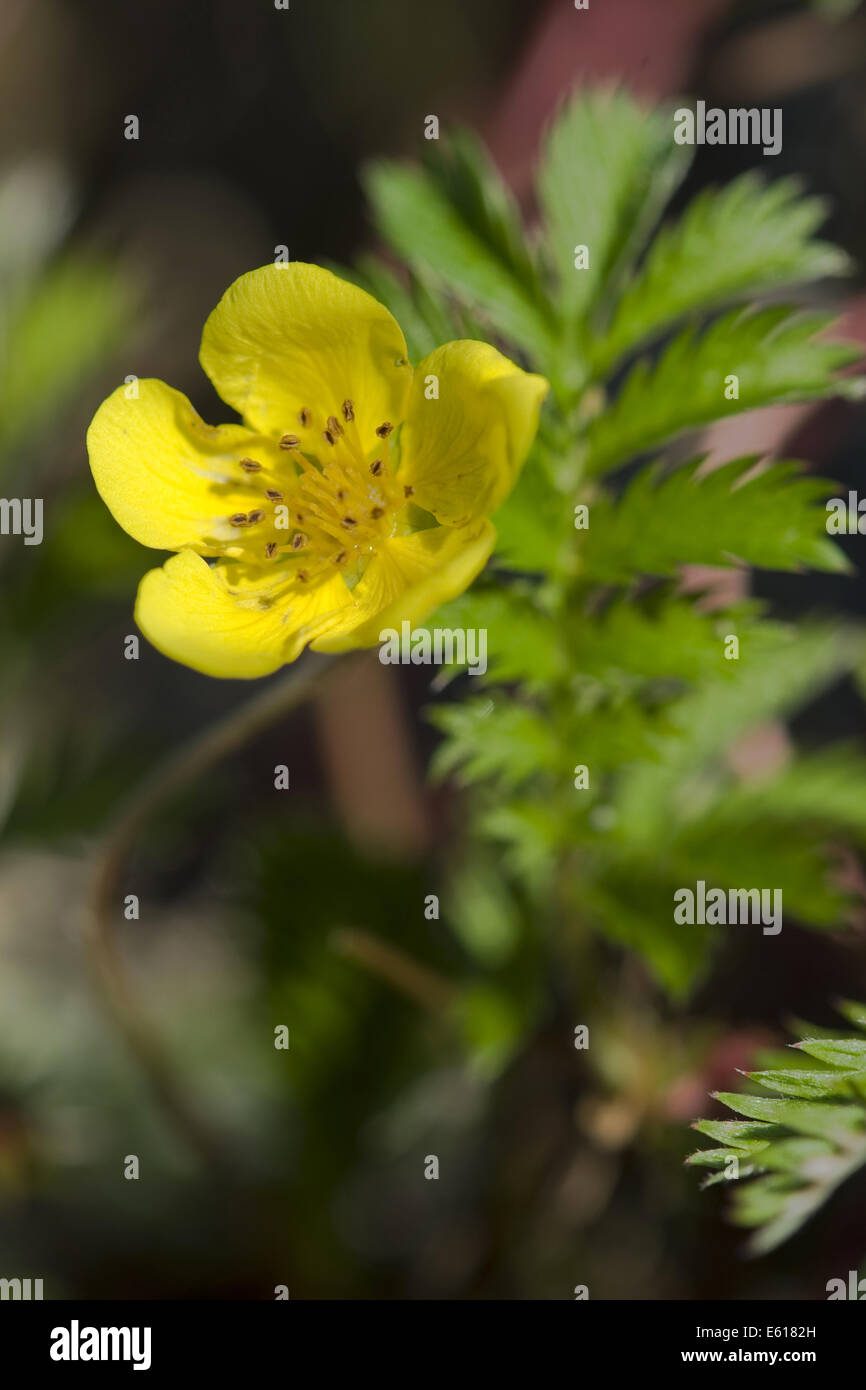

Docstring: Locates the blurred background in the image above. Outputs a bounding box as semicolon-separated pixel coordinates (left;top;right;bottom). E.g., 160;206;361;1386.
2;0;866;1299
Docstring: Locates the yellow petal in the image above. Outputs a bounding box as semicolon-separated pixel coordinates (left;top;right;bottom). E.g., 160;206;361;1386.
199;262;412;448
312;520;496;652
399;340;548;526
135;550;355;678
87;379;289;553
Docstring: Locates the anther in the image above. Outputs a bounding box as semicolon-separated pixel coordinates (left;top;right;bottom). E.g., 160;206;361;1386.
369;459;383;476
247;509;265;525
240;458;262;472
323;429;336;446
342;399;355;422
341;516;358;529
265;542;278;558
297;569;309;583
291;532;308;551
280;433;301;450
265;488;283;502
370;506;385;520
403;485;415;498
229;512;249;527
376;422;394;438
298;408;312;427
334;551;348;565
327;415;344;437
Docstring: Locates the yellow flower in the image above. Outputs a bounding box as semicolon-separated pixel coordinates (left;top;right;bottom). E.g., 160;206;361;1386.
87;263;548;678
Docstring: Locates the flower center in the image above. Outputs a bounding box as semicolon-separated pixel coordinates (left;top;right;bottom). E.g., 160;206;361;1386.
230;398;415;585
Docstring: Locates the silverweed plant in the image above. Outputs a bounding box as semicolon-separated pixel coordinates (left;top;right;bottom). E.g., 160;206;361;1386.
87;89;866;1252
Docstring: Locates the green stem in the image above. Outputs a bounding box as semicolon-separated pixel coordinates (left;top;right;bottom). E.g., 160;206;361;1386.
85;652;342;1172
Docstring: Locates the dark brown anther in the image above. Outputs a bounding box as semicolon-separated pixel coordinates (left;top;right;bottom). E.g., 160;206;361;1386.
326;415;344;437
376;421;393;438
265;542;278;558
403;485;415;498
297;569;309;583
369;459;383;476
247;509;265;525
323;429;335;446
296;512;305;522
280;433;301;450
342;399;355;422
370;506;385;520
265;488;283;502
298;408;312;427
229;512;249;527
291;532;308;551
336;488;346;501
334;550;347;565
240;457;262;472
341;516;358;529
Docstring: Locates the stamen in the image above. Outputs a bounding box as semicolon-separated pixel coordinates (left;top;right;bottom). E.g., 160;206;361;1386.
265;542;278;558
326;415;344;437
370;506;385;520
403;485;415;498
334;550;347;565
298;408;312;428
280;433;301;450
265;489;283;502
240;458;262;473
291;532;308;551
229;513;249;527
323;429;336;446
247;509;265;525
341;516;358;529
370;459;383;476
342;399;355;423
297;569;309;583
376;422;393;438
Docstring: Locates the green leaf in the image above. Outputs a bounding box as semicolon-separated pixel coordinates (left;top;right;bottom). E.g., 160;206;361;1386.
568;594;759;685
746;1069;861;1099
713;1090;861;1139
616;622;862;843
491;446;572;575
428;587;565;690
592;174;850;376
364;160;555;363
585;307;863;477
691;1118;784;1147
424;130;541;301
582;456;849;582
703;747;866;847
429;696;560;792
579;865;711;997
794;1035;866;1066
536;89;686;326
692;1004;866;1253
